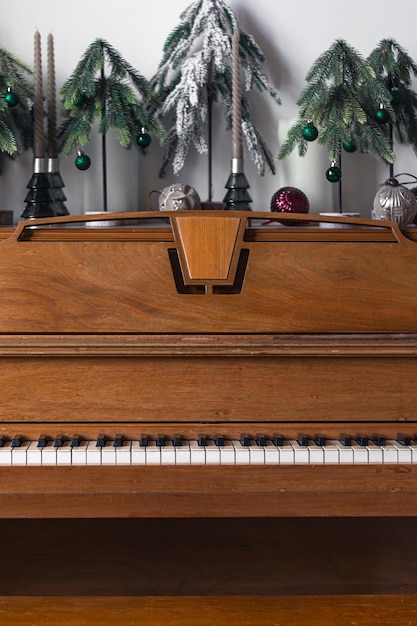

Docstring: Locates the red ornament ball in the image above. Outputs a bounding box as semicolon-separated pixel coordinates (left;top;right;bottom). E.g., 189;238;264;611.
270;186;310;225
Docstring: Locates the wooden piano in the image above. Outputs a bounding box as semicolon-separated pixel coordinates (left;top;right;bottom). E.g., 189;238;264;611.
1;209;417;625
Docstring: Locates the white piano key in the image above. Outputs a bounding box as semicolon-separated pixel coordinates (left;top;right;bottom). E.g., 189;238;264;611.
233;441;251;464
56;441;72;466
11;441;31;466
263;442;279;464
71;440;88;465
26;441;42;465
175;441;191;465
86;441;101;465
308;443;325;464
41;441;57;465
409;443;417;463
160;442;176;465
322;441;340;464
391;440;412;463
334;441;354;464
219;441;235;465
189;440;205;465
116;441;132;465
248;444;265;465
101;442;117;465
0;442;12;465
146;441;162;465
205;441;221;465
277;441;295;464
351;442;368;464
290;440;310;464
131;441;146;465
367;441;383;464
380;441;398;464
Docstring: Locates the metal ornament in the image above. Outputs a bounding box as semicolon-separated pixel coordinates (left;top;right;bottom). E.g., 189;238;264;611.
373;174;417;227
152;184;201;212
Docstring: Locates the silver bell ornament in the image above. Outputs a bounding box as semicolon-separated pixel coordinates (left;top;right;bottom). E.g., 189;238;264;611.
373;174;417;227
149;183;201;212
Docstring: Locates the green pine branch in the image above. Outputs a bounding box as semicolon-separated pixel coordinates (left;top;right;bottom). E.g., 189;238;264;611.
368;38;417;154
0;46;33;159
278;39;394;165
59;38;165;154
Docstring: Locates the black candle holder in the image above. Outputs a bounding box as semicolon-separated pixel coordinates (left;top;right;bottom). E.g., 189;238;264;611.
48;158;69;216
223;157;252;211
22;158;56;219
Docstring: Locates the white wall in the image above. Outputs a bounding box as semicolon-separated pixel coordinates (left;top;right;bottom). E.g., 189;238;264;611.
1;0;417;222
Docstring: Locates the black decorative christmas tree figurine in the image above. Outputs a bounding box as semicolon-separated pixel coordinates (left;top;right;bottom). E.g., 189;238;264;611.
59;39;165;212
150;0;280;203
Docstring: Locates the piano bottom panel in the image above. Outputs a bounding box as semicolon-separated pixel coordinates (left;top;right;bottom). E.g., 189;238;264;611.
1;595;417;626
0;464;417;518
1;517;417;598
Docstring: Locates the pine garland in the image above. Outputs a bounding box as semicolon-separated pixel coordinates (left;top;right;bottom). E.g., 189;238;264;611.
0;46;33;161
150;0;280;178
59;39;165;155
278;39;395;165
368;38;417;156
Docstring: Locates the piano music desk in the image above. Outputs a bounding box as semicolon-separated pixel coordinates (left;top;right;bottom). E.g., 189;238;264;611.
1;211;417;625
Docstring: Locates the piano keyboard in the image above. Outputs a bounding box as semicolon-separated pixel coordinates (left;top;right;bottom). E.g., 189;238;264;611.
0;433;416;466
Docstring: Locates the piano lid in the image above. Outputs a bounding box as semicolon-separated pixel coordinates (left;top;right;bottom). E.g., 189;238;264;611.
0;210;416;334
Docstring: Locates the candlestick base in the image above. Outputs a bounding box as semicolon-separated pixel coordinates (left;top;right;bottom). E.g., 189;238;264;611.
22;168;56;219
223;159;252;211
48;159;69;216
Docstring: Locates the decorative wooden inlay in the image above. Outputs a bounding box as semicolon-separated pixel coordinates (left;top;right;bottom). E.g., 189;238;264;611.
173;215;242;280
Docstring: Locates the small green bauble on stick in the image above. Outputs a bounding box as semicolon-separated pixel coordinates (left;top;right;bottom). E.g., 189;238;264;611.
326;164;342;183
4;88;19;107
75;151;91;171
301;122;318;141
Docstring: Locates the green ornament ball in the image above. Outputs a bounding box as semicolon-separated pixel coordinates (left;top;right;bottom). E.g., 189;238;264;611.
376;108;390;124
326;165;342;183
75;153;91;171
137;132;152;148
301;122;318;142
342;140;357;153
4;90;19;107
390;88;402;106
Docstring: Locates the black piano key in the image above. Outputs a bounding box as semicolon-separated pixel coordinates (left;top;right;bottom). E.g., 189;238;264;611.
372;434;385;447
356;435;369;447
54;434;64;448
271;434;284;447
156;434;166;447
37;434;48;448
214;435;225;447
172;434;182;447
96;434;106;448
314;434;326;447
398;433;412;446
340;434;352;446
297;434;309;447
11;434;22;448
198;435;208;447
256;434;267;447
139;435;149;448
113;434;123;448
0;436;6;448
240;434;251;447
71;434;81;448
